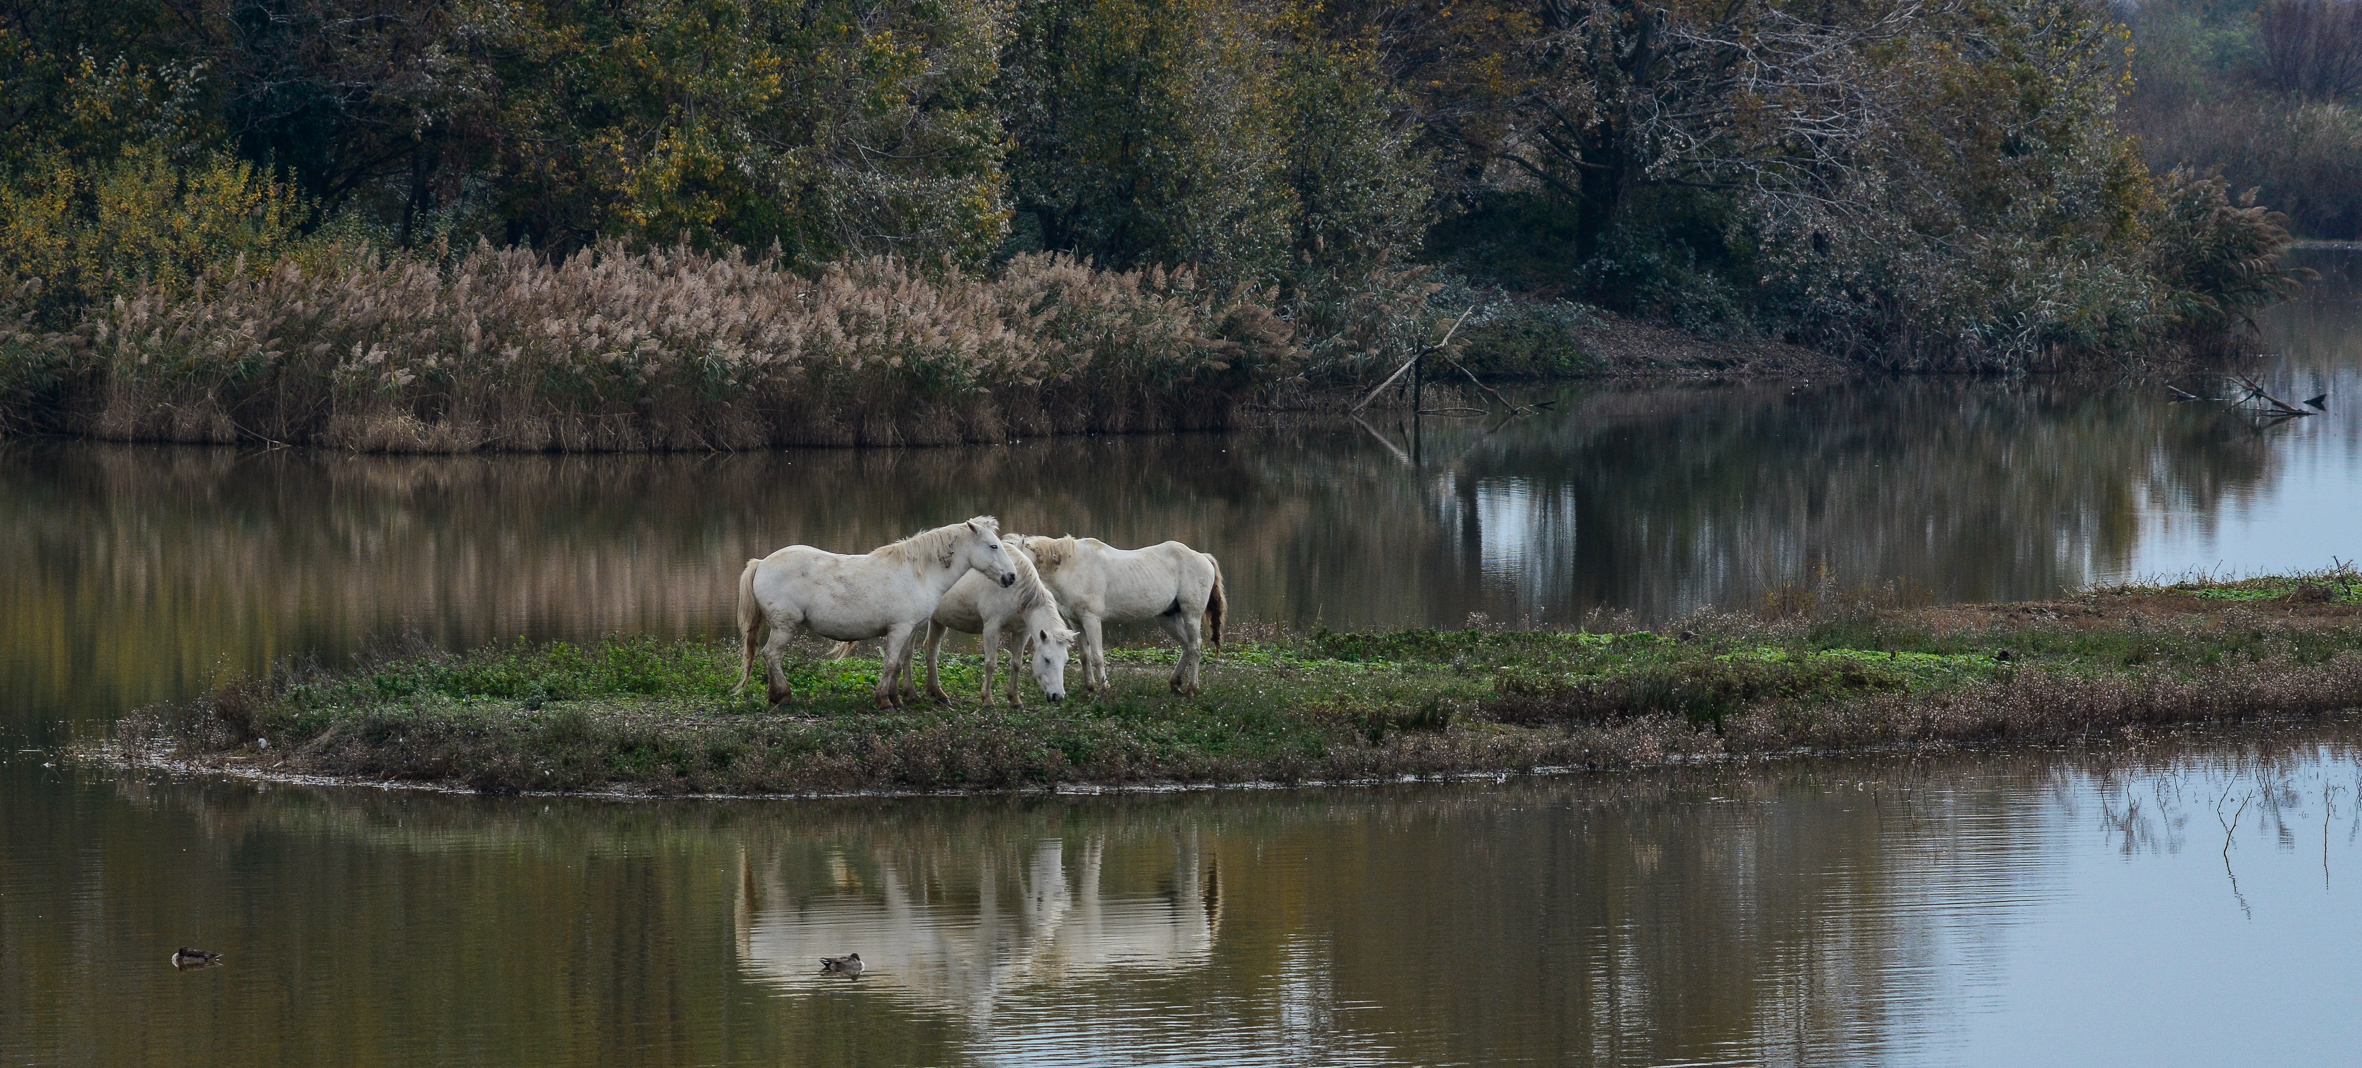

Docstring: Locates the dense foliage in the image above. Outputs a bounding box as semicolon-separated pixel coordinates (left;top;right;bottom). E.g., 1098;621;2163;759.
0;0;2311;441
2125;0;2362;240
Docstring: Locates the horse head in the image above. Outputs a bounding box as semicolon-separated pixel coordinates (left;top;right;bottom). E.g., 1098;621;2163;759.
962;517;1018;587
1028;618;1078;701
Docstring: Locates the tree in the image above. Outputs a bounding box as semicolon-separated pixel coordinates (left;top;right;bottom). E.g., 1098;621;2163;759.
494;0;1010;263
1001;0;1295;282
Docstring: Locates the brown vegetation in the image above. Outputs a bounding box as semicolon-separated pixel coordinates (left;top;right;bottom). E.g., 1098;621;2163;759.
12;245;1294;449
2127;0;2362;240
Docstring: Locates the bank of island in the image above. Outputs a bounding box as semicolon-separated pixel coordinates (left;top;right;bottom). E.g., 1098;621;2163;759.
95;574;2362;796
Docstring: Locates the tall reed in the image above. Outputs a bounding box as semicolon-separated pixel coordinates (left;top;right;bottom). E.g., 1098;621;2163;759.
36;243;1296;451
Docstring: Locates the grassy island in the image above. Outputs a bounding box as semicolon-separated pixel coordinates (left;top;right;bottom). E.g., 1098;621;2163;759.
106;573;2362;796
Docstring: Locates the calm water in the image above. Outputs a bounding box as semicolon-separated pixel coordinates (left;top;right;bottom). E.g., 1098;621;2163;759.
7;733;2362;1066
4;252;2362;1065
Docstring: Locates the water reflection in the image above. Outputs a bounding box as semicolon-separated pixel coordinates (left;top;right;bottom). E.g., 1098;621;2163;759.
736;834;1221;1022
8;726;2362;1067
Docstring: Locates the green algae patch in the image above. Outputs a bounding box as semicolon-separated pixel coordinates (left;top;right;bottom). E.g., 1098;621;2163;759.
109;578;2362;795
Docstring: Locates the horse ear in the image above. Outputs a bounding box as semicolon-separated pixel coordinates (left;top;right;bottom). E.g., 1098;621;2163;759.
966;519;978;532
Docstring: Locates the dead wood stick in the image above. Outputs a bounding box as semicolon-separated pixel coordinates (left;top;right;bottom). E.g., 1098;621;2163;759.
1349;305;1478;413
2232;374;2311;416
1436;348;1533;416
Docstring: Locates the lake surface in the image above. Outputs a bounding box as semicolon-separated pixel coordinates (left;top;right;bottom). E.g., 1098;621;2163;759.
7;730;2362;1067
4;252;2361;1065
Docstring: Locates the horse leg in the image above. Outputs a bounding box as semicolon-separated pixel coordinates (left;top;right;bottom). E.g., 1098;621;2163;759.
760;623;798;708
877;624;916;709
977;624;1002;706
1081;615;1107;694
1158;610;1202;696
1180;609;1206;696
900;633;924;702
1005;630;1026;708
923;622;952;704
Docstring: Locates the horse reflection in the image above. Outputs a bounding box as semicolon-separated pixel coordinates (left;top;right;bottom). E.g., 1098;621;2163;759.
737;834;1222;1021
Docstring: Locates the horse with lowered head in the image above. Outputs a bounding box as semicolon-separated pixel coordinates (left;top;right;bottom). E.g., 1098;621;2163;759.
834;534;1078;706
1024;535;1225;696
736;517;1018;709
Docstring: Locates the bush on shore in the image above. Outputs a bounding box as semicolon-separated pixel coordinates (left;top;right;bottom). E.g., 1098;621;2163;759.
2124;0;2362;240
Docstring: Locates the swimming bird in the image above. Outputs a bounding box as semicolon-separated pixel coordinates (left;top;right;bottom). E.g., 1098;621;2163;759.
171;948;222;967
819;952;863;976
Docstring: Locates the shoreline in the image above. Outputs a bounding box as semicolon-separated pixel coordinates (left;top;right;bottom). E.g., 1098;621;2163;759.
93;574;2362;796
79;710;2362;803
0;306;1867;455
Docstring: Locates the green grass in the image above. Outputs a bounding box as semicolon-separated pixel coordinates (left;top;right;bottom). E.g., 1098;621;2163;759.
2182;582;2362;604
111;576;2362;794
2112;567;2362;606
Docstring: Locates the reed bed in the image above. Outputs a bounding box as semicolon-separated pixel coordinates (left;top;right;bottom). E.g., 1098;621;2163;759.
4;244;1295;450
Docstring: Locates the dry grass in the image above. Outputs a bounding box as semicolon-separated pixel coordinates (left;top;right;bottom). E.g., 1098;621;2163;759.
11;243;1298;450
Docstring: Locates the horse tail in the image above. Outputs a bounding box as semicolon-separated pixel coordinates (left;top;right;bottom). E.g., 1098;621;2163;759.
1203;553;1225;658
827;642;857;660
734;558;765;695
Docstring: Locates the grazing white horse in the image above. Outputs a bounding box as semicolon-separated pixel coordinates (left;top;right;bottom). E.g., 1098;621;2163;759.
832;536;1079;705
1023;536;1226;696
736;517;1018;709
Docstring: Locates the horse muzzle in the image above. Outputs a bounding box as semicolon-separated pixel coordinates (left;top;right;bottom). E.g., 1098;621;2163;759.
1047;692;1064;703
999;572;1016;587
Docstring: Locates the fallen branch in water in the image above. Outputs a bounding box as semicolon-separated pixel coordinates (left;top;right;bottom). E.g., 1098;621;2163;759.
2228;374;2312;417
1350;305;1477;414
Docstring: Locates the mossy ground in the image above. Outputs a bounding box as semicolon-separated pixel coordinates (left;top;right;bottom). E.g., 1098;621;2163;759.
111;573;2362;794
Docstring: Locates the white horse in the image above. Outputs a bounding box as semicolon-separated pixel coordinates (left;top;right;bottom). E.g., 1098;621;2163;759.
832;535;1079;705
736;517;1018;709
1023;536;1226;696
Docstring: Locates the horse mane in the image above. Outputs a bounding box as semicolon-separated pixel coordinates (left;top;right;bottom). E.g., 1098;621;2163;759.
1027;534;1079;573
1004;536;1059;615
871;517;997;567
